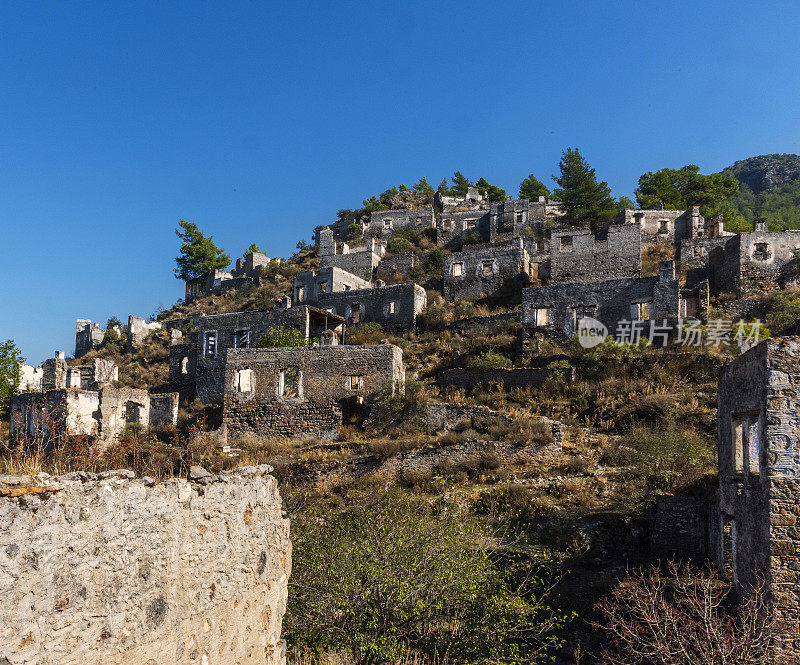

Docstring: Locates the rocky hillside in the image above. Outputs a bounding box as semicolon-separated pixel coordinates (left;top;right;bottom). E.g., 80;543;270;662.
723;153;800;228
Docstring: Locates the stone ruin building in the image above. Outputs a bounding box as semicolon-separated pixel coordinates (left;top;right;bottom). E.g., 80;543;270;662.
9;351;178;447
317;227;386;279
522;259;692;340
169;303;347;403
223;343;405;441
184;249;278;302
711;336;800;661
75;315;164;358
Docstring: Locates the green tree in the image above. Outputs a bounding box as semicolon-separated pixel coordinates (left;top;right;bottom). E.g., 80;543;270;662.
413;176;434;194
519;173;551;200
616;195;635;212
173;220;231;281
635;165;742;227
437;178;452;196
379;186;399;208
287;489;568;664
474;177;506;202
552;148;617;231
256;327;308;348
450;171;472;197
362;196;389;214
336;208;359;222
0;340;23;414
245;243;262;255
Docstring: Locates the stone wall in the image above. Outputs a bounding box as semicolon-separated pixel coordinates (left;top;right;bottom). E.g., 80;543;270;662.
9;387;179;446
223;344;405;441
75;319;106;358
126;315;163;352
443;238;530;301
0;466;290;665
716;226;800;297
676;236;728;288
522;260;680;340
716;337;800;661
316;282;426;332
293;266;371;305
650;495;708;558
435;210;489;248
366;207;434;238
376;252;419;281
549;224;641;285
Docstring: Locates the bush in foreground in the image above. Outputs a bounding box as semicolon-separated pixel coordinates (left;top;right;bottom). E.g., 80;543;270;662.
287;489;569;664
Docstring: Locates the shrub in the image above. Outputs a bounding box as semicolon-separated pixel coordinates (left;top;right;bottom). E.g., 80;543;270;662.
287;489;569;663
594;560;772;665
386;236;414;254
466;350;513;370
425;248;447;271
765;290;800;335
256;326;309;348
346;322;385;345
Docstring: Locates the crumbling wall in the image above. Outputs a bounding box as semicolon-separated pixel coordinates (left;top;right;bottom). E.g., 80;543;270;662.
443;238;530;301
75;319;105;358
316;282;426;332
717;337;800;662
127;315;163;352
522;261;680;340
549;224;641;284
366;207;434;238
0;466;290;665
293;266;371;304
223;344;404;441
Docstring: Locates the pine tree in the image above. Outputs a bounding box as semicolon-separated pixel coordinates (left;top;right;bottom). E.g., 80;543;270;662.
519;173;551;200
474;177;506;202
413;177;434;194
0;339;23;415
173;220;231;281
245;243;263;255
437;178;452;196
552;148;617;231
450;171;472;197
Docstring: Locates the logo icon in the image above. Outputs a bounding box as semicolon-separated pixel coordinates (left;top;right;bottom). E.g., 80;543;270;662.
577;317;608;348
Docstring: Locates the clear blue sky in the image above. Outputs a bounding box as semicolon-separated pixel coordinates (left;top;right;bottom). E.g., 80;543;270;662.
2;1;799;365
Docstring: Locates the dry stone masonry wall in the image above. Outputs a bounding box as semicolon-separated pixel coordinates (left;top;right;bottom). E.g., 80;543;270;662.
0;465;291;665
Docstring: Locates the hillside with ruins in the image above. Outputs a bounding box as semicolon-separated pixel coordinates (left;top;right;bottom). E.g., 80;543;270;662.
8;154;800;664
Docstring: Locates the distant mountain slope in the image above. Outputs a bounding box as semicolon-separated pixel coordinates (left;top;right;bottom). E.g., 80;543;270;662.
722;153;800;229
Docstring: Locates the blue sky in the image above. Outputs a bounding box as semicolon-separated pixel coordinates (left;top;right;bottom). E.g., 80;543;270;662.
2;0;799;364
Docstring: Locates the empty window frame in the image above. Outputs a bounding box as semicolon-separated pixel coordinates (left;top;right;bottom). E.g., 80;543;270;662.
451;262;464;277
415;217;423;227
278;367;301;398
516;213;524;223
571;305;596;328
732;417;744;474
533;307;550;326
318;281;329;294
180;357;189;375
481;259;495;276
125;401;143;425
560;235;573;251
233;329;250;349
693;246;703;258
296;286;306;302
349;303;361;324
630;302;651;321
383;219;392;229
732;414;761;475
235;368;253;393
443;219;453;231
658;219;670;234
204;331;217;358
348;375;362;390
384;301;396;315
753;242;770;260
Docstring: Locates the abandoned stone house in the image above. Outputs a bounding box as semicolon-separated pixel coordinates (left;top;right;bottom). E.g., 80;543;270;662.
9;386;179;447
184;250;278;303
522;260;688;340
714;336;800;662
293;266;372;304
318;226;386;279
366;206;435;239
617;205;730;245
76;316;163;358
222;343;405;441
549;223;642;285
314;281;427;332
443;237;532;301
37;351;119;392
711;220;800;297
435;187;489;212
171;305;346;403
